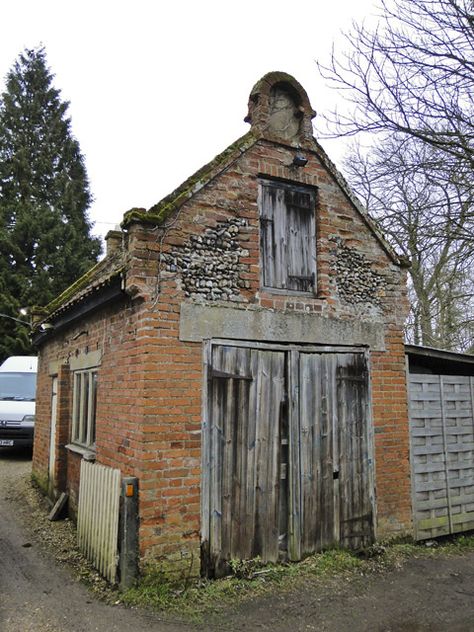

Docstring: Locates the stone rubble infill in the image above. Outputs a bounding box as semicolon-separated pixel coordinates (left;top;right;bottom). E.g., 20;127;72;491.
162;217;249;302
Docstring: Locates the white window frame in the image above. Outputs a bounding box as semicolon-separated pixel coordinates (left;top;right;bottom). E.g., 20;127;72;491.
71;369;98;449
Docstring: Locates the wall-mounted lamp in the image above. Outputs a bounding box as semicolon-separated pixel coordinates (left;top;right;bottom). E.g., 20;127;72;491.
39;323;54;332
292;153;308;167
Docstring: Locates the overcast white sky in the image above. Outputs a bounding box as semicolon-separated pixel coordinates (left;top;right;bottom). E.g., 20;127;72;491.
0;0;378;242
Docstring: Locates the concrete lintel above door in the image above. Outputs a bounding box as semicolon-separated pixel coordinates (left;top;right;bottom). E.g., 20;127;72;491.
179;303;385;351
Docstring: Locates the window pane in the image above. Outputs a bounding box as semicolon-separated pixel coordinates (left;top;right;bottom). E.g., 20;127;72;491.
80;373;89;445
72;369;98;449
89;372;97;446
0;372;37;401
72;373;82;443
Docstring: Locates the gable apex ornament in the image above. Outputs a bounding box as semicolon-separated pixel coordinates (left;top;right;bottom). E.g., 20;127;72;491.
245;72;316;144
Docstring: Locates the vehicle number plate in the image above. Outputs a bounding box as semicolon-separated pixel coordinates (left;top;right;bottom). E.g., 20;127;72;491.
0;440;14;446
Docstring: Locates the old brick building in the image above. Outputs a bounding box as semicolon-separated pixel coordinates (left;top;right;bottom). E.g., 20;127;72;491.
32;72;412;578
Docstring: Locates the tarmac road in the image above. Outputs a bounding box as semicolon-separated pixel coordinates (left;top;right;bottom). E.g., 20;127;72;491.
3;448;474;632
0;448;192;632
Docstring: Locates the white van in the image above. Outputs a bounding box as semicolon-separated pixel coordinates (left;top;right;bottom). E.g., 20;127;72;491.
0;356;38;448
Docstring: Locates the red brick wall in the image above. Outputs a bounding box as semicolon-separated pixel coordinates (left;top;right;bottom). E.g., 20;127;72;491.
55;364;71;494
33;298;148;508
33;134;411;573
124;139;411;565
32;351;52;491
371;330;411;536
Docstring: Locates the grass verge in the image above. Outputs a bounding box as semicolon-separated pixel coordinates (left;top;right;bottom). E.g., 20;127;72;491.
120;533;474;624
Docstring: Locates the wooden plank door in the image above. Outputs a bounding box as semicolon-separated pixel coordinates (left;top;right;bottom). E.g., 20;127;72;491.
336;353;374;548
298;352;373;556
298;353;337;555
207;345;286;576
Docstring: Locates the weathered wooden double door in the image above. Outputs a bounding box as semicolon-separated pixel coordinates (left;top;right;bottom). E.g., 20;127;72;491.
203;343;374;576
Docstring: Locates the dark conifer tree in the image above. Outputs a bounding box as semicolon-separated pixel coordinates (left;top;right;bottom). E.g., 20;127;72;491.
0;47;101;361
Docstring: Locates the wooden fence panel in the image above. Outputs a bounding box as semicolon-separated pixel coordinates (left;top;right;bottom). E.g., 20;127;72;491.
409;374;474;540
444;377;474;534
77;460;121;583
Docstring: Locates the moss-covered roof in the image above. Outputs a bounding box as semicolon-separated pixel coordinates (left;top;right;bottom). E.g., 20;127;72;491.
121;131;258;229
38;107;406;328
42;249;126;321
122;125;402;266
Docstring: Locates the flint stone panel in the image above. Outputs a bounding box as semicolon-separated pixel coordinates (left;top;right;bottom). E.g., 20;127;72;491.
332;238;385;308
161;217;247;302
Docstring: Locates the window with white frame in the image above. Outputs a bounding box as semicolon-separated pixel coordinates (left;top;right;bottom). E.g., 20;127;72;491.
259;178;317;293
71;369;98;448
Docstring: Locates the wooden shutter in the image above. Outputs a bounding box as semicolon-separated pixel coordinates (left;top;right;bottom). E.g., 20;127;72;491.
259;180;316;293
260;184;286;289
286;189;316;292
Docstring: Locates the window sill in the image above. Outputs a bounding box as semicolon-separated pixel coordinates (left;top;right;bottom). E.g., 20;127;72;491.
65;443;96;461
261;287;319;298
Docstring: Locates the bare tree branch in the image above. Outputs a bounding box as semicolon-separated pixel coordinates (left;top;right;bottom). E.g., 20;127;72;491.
318;0;474;169
344;135;474;350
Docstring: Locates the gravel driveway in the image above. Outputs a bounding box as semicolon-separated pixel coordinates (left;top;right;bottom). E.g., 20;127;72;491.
3;448;474;632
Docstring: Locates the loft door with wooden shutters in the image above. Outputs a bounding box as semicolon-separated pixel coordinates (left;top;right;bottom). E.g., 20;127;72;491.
204;344;374;575
259;179;317;293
